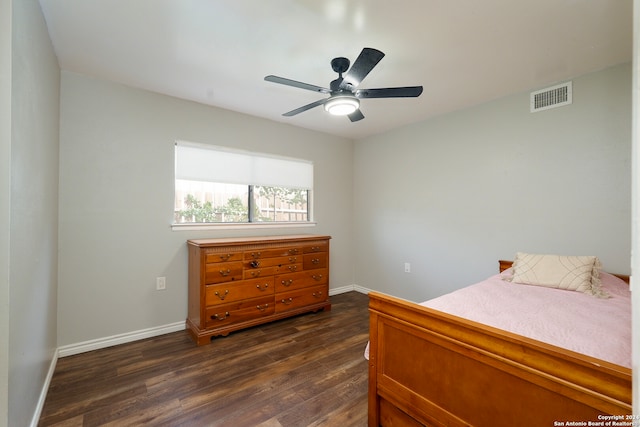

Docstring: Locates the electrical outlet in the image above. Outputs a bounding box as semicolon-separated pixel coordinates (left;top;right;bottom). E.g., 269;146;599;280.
156;276;166;290
404;263;411;273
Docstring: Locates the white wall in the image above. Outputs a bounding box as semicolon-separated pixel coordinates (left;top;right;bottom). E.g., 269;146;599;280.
0;0;11;424
57;71;354;347
354;63;632;303
7;0;60;426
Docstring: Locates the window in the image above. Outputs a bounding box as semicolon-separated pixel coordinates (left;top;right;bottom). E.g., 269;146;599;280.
174;141;313;226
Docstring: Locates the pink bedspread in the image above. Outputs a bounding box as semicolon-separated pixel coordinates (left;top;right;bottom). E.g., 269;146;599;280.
365;271;631;368
422;270;631;368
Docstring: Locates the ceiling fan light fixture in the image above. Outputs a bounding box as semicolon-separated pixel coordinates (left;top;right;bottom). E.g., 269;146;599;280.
324;96;359;116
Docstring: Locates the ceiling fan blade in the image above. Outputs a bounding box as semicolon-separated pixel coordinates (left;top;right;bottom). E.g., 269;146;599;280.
355;86;423;98
340;48;385;90
348;109;365;122
265;75;330;94
282;98;328;117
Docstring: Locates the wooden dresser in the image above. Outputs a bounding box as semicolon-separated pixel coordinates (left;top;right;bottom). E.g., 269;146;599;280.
186;234;331;345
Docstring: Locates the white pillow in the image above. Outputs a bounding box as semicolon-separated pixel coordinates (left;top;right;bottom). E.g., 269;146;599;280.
510;252;608;298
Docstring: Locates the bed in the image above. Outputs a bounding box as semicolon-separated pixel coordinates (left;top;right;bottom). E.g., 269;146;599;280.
367;257;631;426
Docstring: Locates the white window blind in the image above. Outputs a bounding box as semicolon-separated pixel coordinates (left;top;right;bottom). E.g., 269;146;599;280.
175;141;313;189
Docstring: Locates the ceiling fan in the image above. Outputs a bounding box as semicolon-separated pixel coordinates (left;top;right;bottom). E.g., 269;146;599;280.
264;48;423;122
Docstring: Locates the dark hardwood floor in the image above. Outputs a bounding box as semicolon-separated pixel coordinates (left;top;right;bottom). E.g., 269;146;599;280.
39;291;370;427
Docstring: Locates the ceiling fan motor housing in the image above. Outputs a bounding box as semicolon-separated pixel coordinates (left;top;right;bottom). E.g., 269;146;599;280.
331;57;350;74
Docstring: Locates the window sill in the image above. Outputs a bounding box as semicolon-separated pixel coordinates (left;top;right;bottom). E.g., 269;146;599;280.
171;221;317;231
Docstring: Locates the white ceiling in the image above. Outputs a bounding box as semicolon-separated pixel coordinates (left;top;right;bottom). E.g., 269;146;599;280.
38;0;633;140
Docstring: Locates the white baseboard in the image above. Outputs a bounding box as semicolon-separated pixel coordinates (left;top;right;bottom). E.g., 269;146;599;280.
329;285;355;295
330;284;372;295
57;321;186;358
30;349;58;427
353;284;372;294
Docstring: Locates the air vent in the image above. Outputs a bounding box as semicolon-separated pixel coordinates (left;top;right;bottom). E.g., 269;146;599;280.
530;81;572;112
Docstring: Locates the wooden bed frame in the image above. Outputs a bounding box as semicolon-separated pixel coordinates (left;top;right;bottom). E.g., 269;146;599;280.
368;260;631;426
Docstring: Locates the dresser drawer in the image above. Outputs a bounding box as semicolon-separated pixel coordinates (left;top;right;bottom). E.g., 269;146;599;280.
303;253;327;270
276;263;303;274
204;262;243;284
205;296;274;328
204;251;243;264
244;246;302;260
303;241;328;253
244;266;279;279
275;284;329;313
275;268;328;292
206;277;274;306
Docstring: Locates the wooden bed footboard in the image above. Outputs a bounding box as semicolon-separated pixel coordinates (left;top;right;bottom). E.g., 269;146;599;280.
368;291;631;426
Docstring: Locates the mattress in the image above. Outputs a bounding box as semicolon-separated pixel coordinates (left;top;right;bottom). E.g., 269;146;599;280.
365;270;631;368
